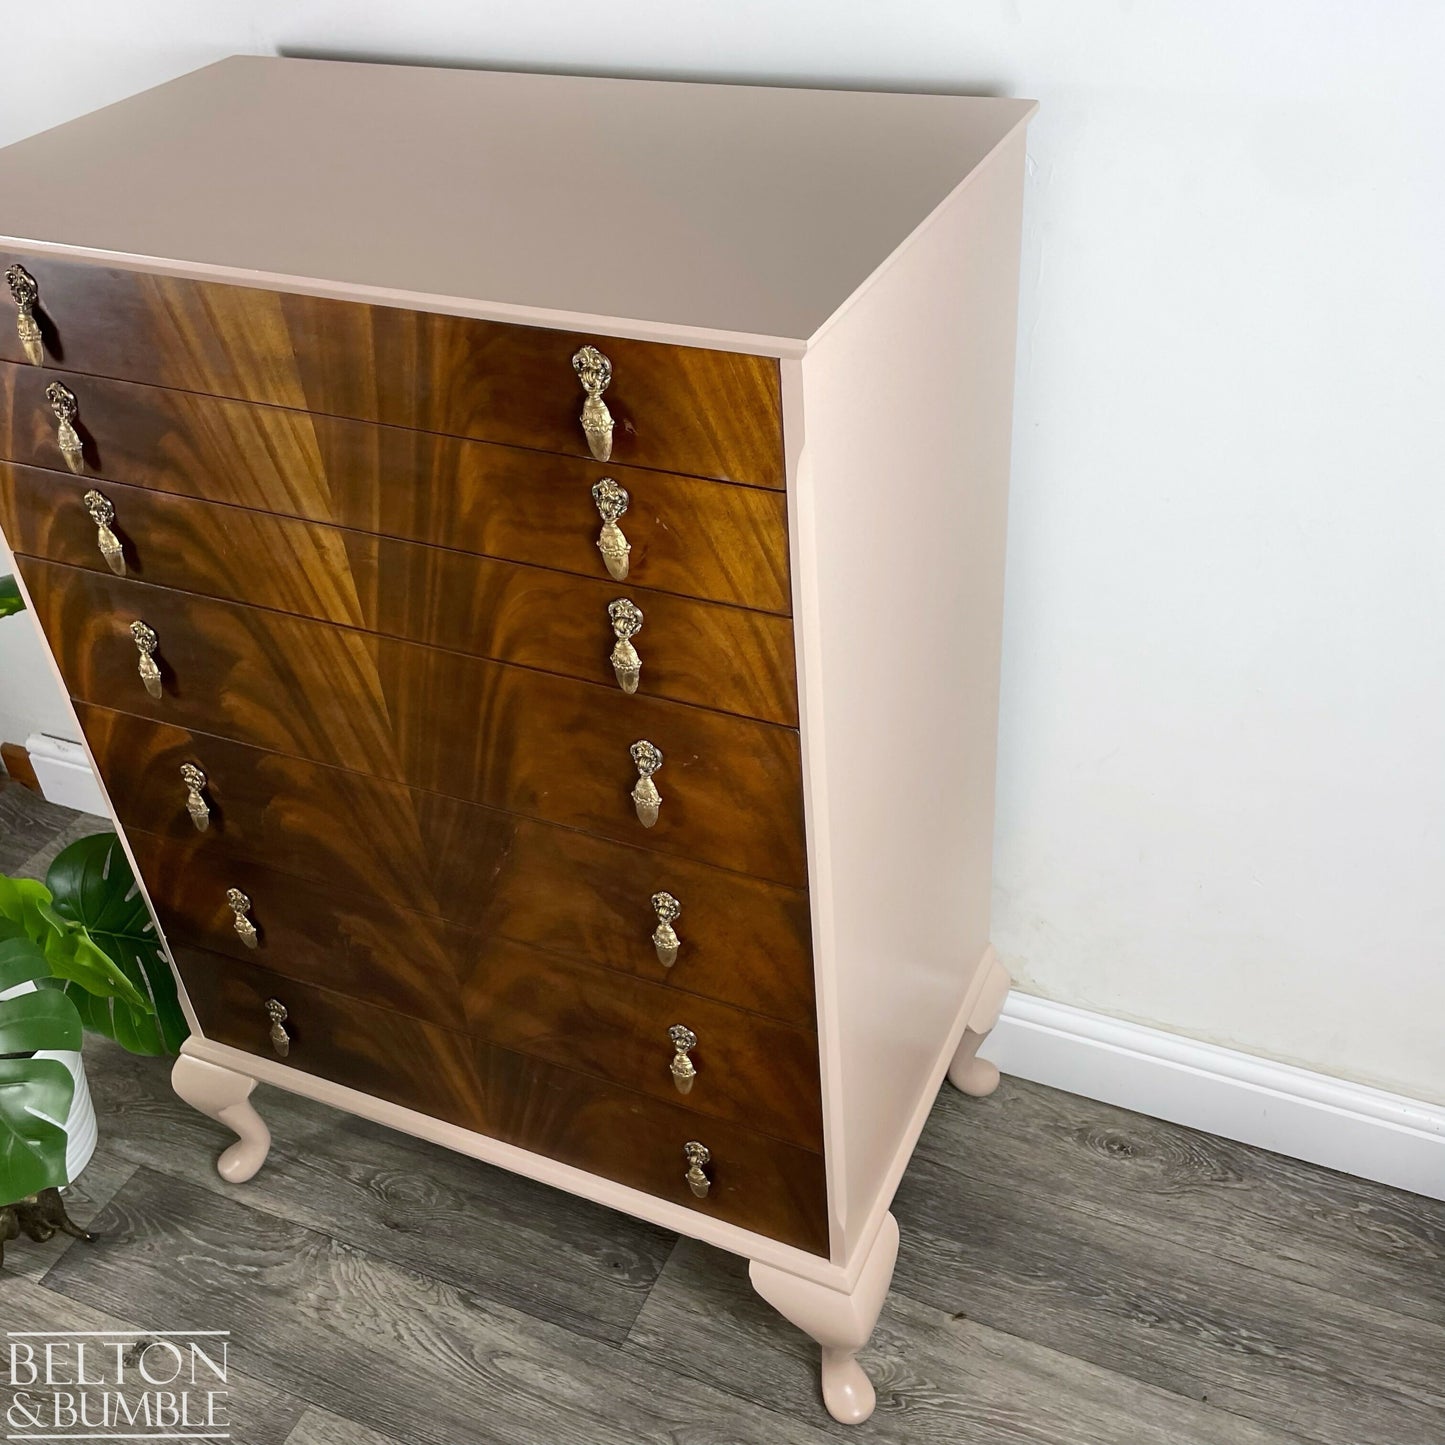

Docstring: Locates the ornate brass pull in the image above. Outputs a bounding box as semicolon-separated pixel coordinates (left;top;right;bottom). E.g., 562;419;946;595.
591;478;631;581
129;621;163;700
651;891;682;967
82;490;126;576
265;998;290;1057
226;888;259;949
669;1025;698;1094
630;740;663;828
180;763;210;832
45;382;84;474
608;599;643;694
5;264;43;365
683;1141;711;1199
573;345;614;462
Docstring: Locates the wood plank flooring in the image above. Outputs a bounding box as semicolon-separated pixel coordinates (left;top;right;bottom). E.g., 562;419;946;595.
0;779;100;876
2;781;1443;1445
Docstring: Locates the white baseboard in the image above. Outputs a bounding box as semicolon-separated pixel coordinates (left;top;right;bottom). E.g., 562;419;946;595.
24;733;108;817
981;992;1445;1201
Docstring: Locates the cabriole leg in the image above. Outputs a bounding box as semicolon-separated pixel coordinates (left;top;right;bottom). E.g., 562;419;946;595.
749;1212;899;1425
947;946;1011;1097
948;1027;1000;1097
171;1053;271;1183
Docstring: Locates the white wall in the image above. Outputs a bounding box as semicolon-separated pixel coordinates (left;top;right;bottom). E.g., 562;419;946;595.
0;531;78;744
5;2;1442;1106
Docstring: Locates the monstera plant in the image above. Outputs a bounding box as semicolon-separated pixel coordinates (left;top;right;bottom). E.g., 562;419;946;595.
0;925;79;1169
1;572;184;1259
0;835;188;1261
0;578;182;1051
0;568;89;1253
42;834;187;1054
0;908;89;1261
1;835;186;1055
0;683;189;1268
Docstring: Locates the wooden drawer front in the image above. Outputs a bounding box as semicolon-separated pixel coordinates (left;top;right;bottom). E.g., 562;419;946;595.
26;561;807;886
131;829;466;1030
0;260;784;488
139;826;820;1150
0;465;797;727
451;945;821;1153
138;830;821;1151
178;946;828;1254
79;707;815;1028
0;364;791;614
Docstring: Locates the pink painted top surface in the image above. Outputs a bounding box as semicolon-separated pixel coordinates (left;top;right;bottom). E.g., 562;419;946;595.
0;56;1033;351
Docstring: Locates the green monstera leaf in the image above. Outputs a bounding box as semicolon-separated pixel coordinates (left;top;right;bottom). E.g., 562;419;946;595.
45;834;188;1057
0;574;22;620
0;932;51;997
0;876;55;943
0;922;82;1205
0;873;146;1009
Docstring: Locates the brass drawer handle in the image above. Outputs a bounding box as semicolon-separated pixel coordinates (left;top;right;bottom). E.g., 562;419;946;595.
265;998;290;1057
180;762;210;832
630;740;663;828
592;479;631;582
226;888;259;949
45;382;84;474
129;621;163;700
82;490;126;576
669;1025;697;1094
683;1141;711;1199
651;891;681;967
608;598;643;694
5;264;43;365
573;345;614;462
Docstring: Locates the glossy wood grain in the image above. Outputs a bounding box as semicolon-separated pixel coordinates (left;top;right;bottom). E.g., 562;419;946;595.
76;706;815;1028
177;946;829;1253
0;464;798;726
128;829;466;1029
0;261;784;487
24;560;807;886
0;364;792;614
129;828;821;1150
449;948;821;1154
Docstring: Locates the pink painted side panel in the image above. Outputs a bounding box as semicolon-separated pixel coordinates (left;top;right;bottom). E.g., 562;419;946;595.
793;134;1029;1261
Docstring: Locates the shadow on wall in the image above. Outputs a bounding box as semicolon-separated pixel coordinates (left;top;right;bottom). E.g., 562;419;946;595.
275;45;1012;98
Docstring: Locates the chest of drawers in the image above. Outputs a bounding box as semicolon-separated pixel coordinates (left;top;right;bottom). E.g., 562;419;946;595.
0;57;1032;1422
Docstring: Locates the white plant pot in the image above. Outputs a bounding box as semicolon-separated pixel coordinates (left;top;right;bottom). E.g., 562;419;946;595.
38;1044;98;1183
2;980;98;1187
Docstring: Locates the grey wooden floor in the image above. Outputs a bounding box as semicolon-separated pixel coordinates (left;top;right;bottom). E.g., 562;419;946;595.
3;782;1442;1445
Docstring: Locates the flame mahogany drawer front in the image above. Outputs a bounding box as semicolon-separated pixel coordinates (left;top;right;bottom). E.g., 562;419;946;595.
0;464;798;727
0;363;792;615
176;944;829;1256
74;706;815;1028
129;831;824;1152
0;261;785;488
22;559;808;887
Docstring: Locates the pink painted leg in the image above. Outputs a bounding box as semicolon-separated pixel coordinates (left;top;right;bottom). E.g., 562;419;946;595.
750;1213;900;1424
171;1052;272;1183
946;946;1010;1097
948;1027;1001;1096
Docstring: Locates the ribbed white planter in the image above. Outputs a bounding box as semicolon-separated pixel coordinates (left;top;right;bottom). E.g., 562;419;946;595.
39;1044;98;1183
2;980;98;1189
